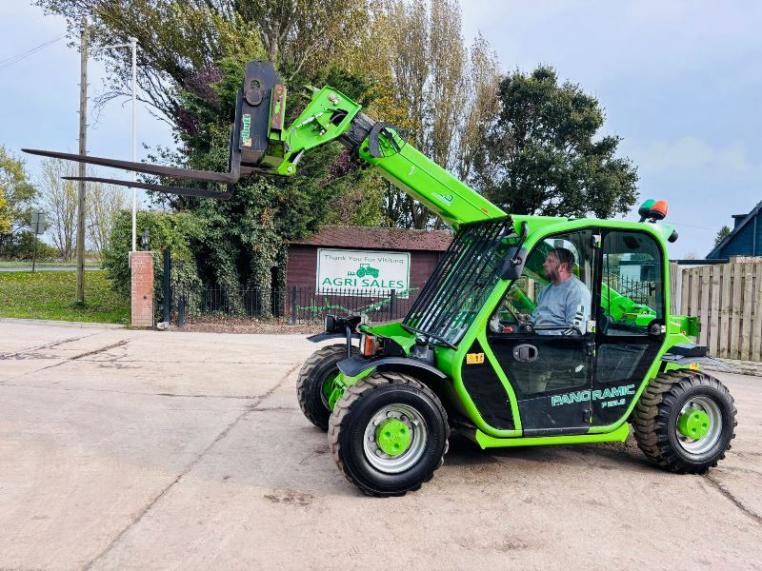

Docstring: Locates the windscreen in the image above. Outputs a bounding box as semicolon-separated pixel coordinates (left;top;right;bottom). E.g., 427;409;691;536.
403;217;514;346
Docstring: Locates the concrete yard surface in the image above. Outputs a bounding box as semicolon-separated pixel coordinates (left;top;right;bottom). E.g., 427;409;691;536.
1;320;761;570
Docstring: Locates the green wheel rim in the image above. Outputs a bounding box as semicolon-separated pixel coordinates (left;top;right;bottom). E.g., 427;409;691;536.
363;403;428;474
376;418;413;456
677;407;710;440
321;371;340;408
675;396;723;456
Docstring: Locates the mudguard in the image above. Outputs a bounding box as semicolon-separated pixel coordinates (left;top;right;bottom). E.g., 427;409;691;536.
337;355;448;380
307;332;360;343
665;343;707;358
662;355;734;372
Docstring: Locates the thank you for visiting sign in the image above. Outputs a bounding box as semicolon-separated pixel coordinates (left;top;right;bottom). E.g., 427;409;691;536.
317;248;411;297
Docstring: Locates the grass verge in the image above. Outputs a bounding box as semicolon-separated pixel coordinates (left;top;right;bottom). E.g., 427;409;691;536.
0;259;101;269
0;271;129;324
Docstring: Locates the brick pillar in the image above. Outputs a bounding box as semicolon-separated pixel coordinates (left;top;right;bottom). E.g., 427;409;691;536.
130;251;154;328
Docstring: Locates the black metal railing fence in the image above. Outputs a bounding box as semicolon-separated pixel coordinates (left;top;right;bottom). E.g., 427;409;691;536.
607;274;658;306
177;285;420;324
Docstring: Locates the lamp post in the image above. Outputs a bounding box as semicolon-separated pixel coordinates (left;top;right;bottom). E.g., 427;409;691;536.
103;37;139;252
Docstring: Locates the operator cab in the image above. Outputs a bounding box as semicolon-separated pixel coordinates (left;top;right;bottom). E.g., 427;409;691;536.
466;224;666;436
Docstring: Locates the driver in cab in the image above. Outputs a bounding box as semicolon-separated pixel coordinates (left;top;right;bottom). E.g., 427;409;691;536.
531;248;591;335
490;247;591;335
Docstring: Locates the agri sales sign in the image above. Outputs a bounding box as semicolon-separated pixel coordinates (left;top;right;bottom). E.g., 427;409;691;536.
316;248;411;298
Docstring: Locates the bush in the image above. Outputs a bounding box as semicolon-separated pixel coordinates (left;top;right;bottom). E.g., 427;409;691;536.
103;210;205;318
0;230;58;261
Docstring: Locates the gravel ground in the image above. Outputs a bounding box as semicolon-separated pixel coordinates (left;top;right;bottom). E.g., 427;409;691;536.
178;316;322;335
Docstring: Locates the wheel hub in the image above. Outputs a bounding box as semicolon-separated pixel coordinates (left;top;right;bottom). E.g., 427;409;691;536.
675;396;723;456
362;404;428;474
321;371;342;410
677;407;710;440
376;418;412;456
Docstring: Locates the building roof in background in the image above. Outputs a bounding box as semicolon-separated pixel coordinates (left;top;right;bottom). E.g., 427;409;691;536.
289;225;452;252
706;200;762;259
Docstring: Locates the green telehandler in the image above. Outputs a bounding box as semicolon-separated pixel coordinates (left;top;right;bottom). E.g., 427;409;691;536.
26;61;737;496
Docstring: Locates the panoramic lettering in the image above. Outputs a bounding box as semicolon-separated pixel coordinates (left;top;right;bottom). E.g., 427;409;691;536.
550;384;636;407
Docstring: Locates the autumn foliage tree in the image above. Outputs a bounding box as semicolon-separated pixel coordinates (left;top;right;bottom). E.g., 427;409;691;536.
360;0;500;228
36;0;386;310
0;146;37;256
36;0;371;125
35;0;499;232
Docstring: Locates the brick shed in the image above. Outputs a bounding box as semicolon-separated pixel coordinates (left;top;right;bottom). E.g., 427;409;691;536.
287;225;452;297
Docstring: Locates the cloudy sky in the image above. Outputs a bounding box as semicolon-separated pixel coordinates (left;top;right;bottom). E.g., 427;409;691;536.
1;1;760;258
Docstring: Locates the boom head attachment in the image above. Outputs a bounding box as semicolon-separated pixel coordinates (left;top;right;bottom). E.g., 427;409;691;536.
235;61;287;175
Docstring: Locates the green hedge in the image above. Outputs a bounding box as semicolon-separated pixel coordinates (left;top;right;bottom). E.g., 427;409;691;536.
0;230;58;261
103;210;204;318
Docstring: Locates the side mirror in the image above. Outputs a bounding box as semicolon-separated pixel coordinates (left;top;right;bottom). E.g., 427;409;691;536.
500;221;529;280
500;247;527;280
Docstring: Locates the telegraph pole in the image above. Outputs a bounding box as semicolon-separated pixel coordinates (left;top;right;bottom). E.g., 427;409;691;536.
76;19;88;305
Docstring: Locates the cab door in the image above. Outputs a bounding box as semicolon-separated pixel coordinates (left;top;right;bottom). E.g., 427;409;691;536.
590;230;666;426
485;229;598;436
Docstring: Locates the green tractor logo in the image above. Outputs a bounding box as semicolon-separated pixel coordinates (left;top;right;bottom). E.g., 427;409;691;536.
350;263;380;279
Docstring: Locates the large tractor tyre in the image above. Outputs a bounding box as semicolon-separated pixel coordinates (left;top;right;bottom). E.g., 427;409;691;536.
328;372;449;497
633;370;736;474
297;344;358;431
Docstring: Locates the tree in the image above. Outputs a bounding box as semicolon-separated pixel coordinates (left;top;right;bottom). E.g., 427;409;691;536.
0;146;37;256
39;158;78;261
33;0;502;313
34;0;496;232
457;33;500;182
0;193;7;235
35;0;381;306
0;232;58;261
103;210;203;298
474;67;639;219
36;0;371;125
88;181;126;257
714;225;731;247
364;0;500;229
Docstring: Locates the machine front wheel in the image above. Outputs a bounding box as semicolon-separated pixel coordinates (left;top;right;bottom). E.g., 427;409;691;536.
633;371;736;474
297;344;357;431
328;372;449;496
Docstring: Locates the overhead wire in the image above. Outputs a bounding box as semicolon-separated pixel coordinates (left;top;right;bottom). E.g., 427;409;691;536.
0;35;66;71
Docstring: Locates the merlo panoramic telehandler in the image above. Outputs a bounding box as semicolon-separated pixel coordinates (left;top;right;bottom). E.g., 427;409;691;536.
25;61;737;496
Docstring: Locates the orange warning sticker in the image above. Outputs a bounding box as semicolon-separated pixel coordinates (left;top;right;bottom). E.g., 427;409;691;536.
466;353;485;365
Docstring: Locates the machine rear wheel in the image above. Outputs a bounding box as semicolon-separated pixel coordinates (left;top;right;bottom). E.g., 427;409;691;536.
297;344;357;431
633;370;736;474
328;372;449;496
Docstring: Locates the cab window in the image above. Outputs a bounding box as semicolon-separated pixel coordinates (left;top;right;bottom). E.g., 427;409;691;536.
600;231;664;336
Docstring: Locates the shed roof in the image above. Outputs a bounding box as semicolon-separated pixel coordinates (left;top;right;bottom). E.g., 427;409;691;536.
289;225;452;252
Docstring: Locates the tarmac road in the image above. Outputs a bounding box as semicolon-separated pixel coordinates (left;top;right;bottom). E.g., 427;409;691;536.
1;320;760;570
